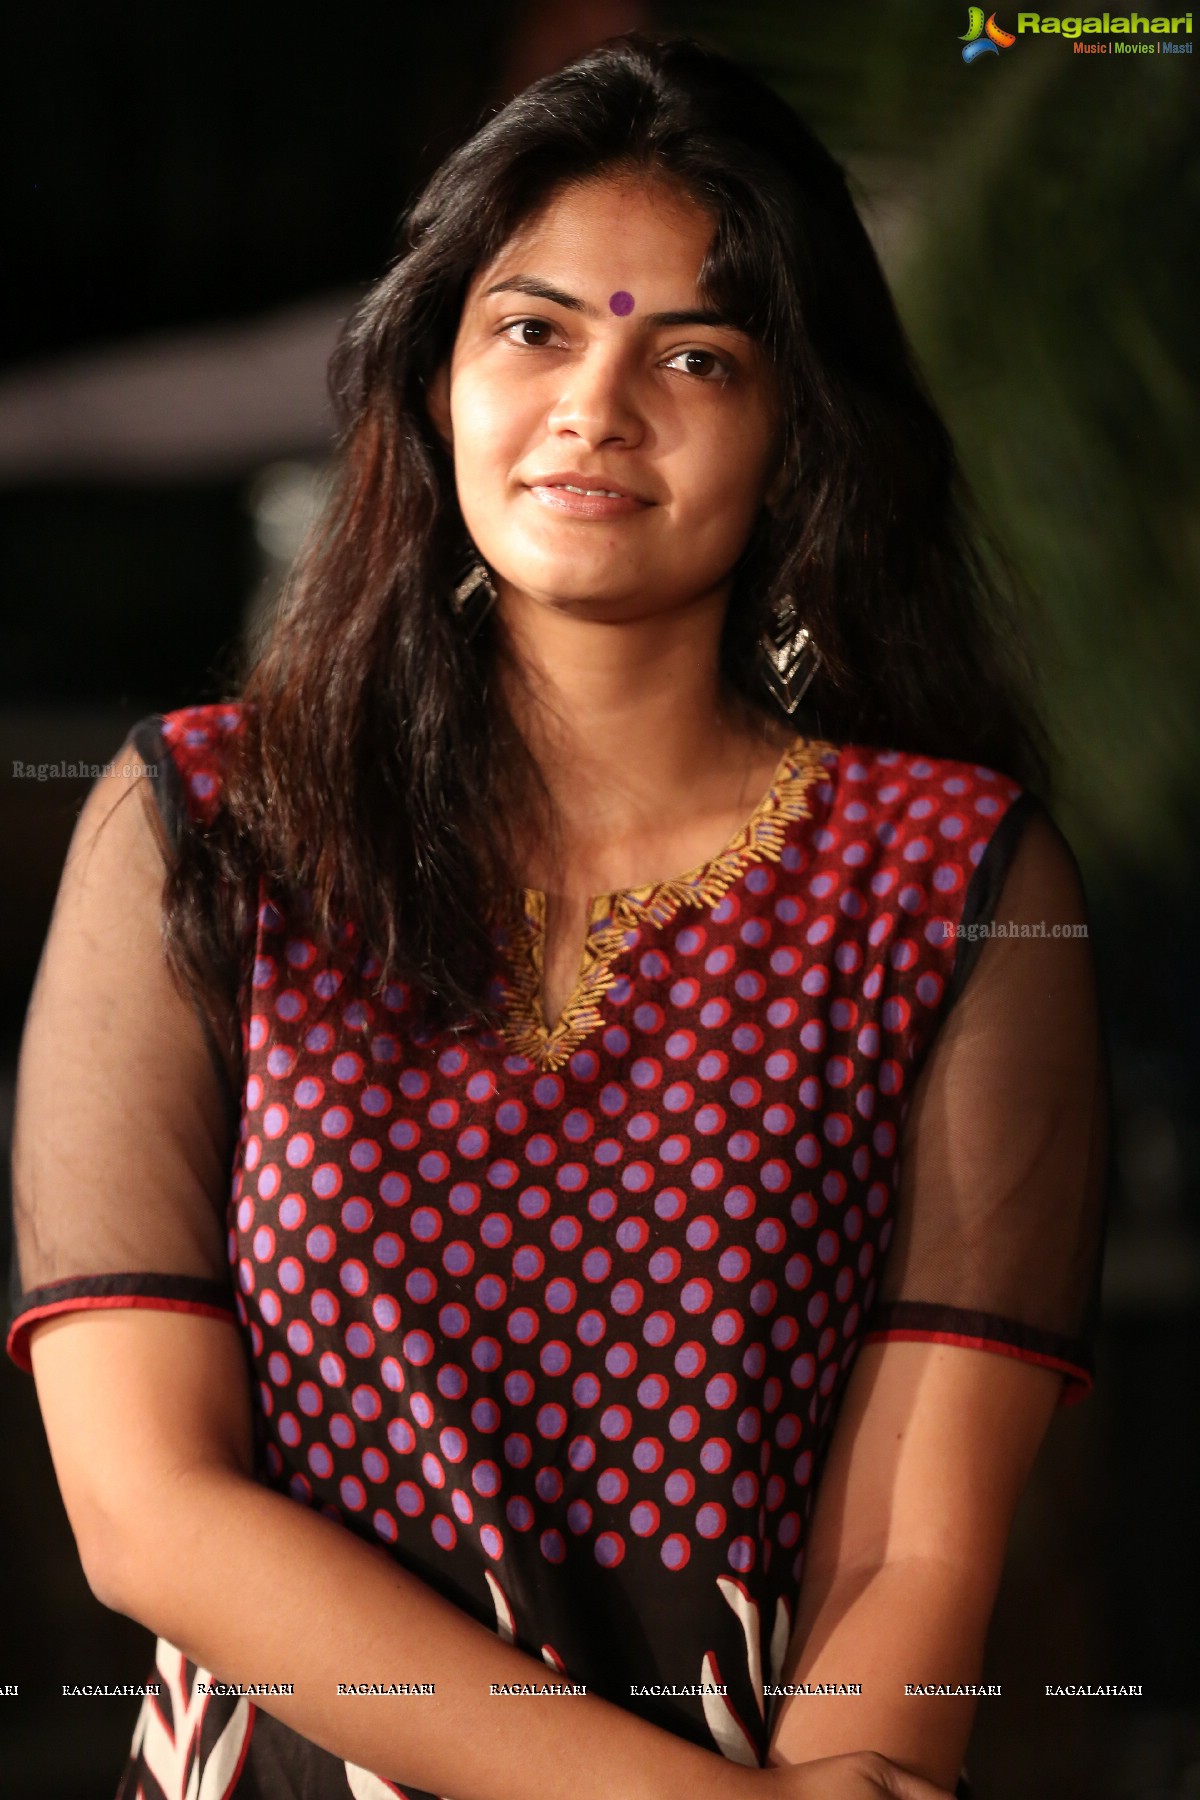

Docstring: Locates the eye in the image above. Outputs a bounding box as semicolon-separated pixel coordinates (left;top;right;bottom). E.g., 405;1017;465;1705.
664;347;732;382
502;318;558;347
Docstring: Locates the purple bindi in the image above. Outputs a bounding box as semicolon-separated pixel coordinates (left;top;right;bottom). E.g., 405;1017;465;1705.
608;290;635;317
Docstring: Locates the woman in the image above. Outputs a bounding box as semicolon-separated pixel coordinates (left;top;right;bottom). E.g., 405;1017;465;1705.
6;34;1107;1800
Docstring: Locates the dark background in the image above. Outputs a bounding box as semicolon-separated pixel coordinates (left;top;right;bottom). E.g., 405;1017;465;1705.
2;3;1197;1795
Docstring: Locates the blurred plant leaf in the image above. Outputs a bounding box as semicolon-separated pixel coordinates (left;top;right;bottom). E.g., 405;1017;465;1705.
658;0;1199;891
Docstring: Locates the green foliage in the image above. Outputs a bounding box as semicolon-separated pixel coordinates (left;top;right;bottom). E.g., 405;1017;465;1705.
659;0;1199;890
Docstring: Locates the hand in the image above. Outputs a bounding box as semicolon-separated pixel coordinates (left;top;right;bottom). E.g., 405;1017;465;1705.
751;1751;956;1800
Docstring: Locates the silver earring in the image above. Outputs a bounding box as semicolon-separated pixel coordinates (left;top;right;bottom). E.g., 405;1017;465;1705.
759;595;821;715
450;557;497;637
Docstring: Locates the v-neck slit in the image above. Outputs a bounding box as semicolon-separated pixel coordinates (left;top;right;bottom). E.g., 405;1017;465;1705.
500;734;833;1069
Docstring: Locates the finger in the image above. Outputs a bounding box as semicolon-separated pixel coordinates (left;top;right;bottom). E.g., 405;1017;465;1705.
875;1757;957;1800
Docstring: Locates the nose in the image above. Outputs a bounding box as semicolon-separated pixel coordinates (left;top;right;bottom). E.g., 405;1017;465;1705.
545;342;645;450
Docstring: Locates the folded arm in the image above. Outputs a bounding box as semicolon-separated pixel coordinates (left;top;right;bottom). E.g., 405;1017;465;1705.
766;1337;1060;1789
769;801;1108;1791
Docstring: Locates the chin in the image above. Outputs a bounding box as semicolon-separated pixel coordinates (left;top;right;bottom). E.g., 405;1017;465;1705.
532;582;641;614
502;563;644;611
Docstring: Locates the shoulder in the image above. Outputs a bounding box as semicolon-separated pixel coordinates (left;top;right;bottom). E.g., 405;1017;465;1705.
792;741;1081;988
129;701;250;831
803;743;1093;1007
807;736;1030;866
977;798;1090;932
813;738;1025;817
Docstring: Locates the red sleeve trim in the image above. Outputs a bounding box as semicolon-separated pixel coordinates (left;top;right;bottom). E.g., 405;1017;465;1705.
862;1327;1092;1406
7;1280;238;1374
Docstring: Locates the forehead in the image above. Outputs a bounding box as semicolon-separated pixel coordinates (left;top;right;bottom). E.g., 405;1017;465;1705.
470;172;716;301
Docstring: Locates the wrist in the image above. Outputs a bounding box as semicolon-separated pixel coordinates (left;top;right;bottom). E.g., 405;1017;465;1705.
666;1746;763;1800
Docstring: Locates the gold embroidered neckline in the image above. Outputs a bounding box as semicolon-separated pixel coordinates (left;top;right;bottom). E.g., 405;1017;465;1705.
499;735;833;1071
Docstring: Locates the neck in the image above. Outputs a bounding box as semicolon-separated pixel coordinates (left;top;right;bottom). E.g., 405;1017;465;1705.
492;582;792;868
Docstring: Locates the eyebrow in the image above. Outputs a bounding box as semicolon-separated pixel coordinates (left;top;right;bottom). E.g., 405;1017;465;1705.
482;275;745;333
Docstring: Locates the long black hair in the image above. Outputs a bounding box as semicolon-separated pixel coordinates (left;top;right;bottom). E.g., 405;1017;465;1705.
161;31;1052;1075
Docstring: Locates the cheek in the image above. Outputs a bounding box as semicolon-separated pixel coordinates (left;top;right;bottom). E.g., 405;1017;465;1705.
450;370;528;476
448;374;536;557
734;412;780;526
683;419;774;538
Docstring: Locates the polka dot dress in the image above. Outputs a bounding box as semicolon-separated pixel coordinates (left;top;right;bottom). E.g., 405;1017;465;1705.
10;702;1085;1799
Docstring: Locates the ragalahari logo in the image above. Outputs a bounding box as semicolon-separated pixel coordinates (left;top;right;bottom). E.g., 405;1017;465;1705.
961;7;1018;57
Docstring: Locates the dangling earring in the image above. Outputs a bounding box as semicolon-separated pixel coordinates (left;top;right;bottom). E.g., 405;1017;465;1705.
759;594;821;716
450;556;497;639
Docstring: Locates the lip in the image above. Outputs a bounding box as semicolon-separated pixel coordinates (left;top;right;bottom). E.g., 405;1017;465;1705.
523;470;653;519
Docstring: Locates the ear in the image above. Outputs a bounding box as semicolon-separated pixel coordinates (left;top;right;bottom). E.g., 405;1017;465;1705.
425;362;453;450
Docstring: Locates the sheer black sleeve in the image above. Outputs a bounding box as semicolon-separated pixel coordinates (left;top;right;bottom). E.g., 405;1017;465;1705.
863;797;1110;1404
5;717;239;1372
